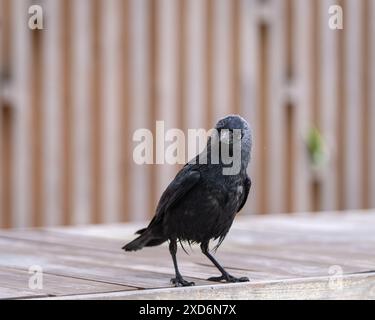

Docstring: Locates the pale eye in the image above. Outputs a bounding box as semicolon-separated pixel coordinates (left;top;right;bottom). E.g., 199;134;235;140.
232;130;242;140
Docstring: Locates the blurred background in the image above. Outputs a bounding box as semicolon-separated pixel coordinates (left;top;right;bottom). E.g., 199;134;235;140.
0;0;374;228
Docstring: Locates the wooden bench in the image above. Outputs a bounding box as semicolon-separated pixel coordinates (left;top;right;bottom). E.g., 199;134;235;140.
0;210;374;299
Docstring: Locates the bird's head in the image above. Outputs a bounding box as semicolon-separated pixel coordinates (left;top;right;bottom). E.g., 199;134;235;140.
212;114;253;170
214;114;252;145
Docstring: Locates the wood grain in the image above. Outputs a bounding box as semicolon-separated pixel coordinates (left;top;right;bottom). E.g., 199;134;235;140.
40;272;375;300
0;211;374;299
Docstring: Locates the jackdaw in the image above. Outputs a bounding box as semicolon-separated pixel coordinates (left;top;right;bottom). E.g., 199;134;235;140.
123;115;252;286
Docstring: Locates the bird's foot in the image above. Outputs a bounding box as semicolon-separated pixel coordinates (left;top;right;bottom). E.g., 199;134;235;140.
170;277;195;287
207;274;249;283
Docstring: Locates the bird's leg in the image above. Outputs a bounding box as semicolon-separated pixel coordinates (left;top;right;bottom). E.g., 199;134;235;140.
200;242;249;283
169;239;195;287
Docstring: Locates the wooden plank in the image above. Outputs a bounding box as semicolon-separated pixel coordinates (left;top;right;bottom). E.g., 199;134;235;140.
9;211;372;257
0;0;3;226
148;0;158;218
42;0;63;226
29;3;44;227
217;242;375;272
204;0;214;129
177;0;187;134
0;234;371;289
310;0;322;211
257;19;269;215
1;212;374;286
40;210;375;238
284;0;295;213
119;0;131;222
370;0;375;208
0;242;314;290
239;0;259;215
0;266;133;299
293;0;312;212
336;0;345;210
91;0;103;224
319;0;338;210
71;0;93;224
61;0;73;225
128;0;151;221
0;227;347;286
361;0;370;209
39;272;375;300
11;0;32;227
212;0;232;120
185;0;207;150
0;227;337;277
0;237;215;288
231;0;240;115
267;0;286;213
156;0;179;196
344;0;363;209
0;229;283;280
100;0;122;223
1;212;375;298
0;241;212;288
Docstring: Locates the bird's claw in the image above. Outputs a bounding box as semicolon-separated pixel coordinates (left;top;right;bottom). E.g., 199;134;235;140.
170;277;195;287
207;274;249;283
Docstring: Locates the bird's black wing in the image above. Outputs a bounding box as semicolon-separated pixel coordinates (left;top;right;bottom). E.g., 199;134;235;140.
162;170;201;213
149;169;201;225
237;175;251;213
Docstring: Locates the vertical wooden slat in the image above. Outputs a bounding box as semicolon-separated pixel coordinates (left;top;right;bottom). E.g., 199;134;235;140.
293;0;312;213
310;0;322;211
71;0;93;224
285;0;294;79
212;0;232;120
0;0;13;226
205;0;214;129
30;13;44;227
155;0;179;198
362;0;370;209
370;0;375;208
320;0;338;211
345;0;363;209
239;0;259;214
258;22;269;215
91;0;102;224
284;0;295;213
148;0;158;218
185;0;207;156
100;0;122;223
2;0;374;226
61;0;73;225
11;0;32;227
285;104;294;213
129;0;151;221
120;0;131;222
311;1;321;131
336;0;346;210
177;0;187;134
0;0;4;226
231;0;241;115
267;0;286;213
42;0;63;226
0;0;11;74
0;105;13;228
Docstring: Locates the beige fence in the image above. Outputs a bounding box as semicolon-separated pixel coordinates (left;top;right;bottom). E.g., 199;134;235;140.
0;0;374;228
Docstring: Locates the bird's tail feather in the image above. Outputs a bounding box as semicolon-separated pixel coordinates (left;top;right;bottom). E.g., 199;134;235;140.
135;227;147;235
122;229;166;251
122;233;150;251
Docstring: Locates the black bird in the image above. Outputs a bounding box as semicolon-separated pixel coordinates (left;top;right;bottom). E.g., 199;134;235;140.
123;115;252;286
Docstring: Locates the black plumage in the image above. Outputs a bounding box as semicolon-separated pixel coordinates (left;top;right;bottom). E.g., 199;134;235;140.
123;115;252;286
